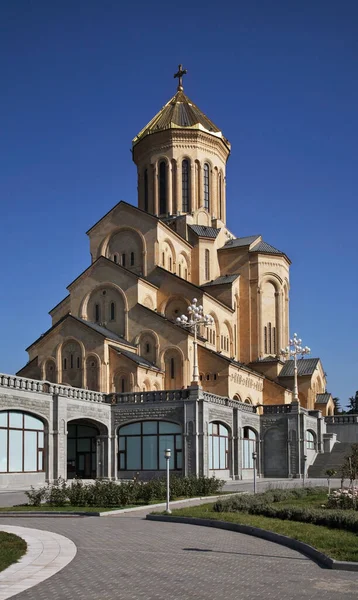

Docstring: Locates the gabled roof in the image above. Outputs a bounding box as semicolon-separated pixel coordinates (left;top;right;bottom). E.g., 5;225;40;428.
201;274;239;287
278;358;320;378
201;346;265;379
251;355;281;363
250;240;284;255
223;235;260;248
315;393;332;404
26;314;135;351
109;346;161;371
189;225;221;239
132;89;230;150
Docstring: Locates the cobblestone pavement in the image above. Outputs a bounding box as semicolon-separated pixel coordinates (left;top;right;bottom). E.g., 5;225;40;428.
1;512;357;600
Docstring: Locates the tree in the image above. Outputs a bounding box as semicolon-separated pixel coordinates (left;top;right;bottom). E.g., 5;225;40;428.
333;397;343;414
341;443;358;488
347;391;358;414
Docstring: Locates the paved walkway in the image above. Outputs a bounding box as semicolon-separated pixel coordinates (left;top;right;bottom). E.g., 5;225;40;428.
0;525;76;600
1;510;357;600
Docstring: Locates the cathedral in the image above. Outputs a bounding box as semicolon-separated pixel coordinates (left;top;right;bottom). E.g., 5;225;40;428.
0;67;335;487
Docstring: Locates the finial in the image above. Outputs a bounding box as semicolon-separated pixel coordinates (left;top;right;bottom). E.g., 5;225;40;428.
174;64;187;91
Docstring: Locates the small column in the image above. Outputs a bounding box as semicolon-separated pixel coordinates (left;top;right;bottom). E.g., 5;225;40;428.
152;163;158;216
167;161;173;215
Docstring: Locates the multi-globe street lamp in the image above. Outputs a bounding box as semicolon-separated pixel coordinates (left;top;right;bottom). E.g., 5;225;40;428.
280;333;310;479
280;333;310;402
176;298;214;385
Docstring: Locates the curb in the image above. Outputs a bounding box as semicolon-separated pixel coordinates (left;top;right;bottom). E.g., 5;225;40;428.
0;493;234;518
146;514;358;572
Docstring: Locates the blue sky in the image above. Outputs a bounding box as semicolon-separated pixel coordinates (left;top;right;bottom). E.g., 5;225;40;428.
0;1;357;407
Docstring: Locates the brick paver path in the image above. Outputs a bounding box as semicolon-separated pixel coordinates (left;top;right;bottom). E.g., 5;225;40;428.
1;512;357;600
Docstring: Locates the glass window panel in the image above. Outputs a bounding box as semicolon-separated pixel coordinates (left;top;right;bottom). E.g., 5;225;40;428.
38;451;43;471
78;455;85;470
118;436;125;450
9;430;23;472
213;437;220;470
209;436;213;469
143;436;158;469
248;429;256;440
67;439;76;460
176;451;182;469
0;412;7;427
208;422;213;435
219;424;228;436
175;434;182;450
126;436;141;470
24;431;37;471
119;423;141;435
38;431;44;447
159;422;181;434
24;414;44;430
77;439;90;452
67;424;76;437
0;429;7;472
119;453;125;469
9;412;23;428
77;425;97;437
92;454;96;470
142;421;157;434
219;437;226;469
159;435;174;469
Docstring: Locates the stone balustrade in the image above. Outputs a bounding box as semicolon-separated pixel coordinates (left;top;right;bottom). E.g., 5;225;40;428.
202;392;257;412
325;415;358;424
108;389;190;404
0;373;105;403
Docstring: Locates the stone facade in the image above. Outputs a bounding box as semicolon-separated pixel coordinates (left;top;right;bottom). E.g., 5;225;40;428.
1;72;336;487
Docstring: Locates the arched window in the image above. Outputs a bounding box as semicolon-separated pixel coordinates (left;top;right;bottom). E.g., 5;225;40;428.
204;163;210;210
159;161;167;215
169;257;172;271
205;249;210;280
182;159;190;212
118;421;182;471
170;358;175;379
121;253;126;267
130;252;134;266
306;430;315;450
218;173;222;220
242;427;257;469
110;302;115;321
178;264;182;278
63;358;67;370
144;168;148;212
113;254;118;264
209;422;229;470
0;411;45;473
95;303;100;323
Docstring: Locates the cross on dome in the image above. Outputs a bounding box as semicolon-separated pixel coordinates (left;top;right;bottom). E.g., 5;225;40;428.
174;64;187;91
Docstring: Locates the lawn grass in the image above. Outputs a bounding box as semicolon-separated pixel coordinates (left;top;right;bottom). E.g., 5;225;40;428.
164;502;358;563
0;532;27;572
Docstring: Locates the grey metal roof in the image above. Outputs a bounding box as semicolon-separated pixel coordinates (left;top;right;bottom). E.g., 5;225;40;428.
279;358;320;378
223;235;260;248
133;90;230;149
201;274;239;287
315;393;332;404
250;240;284;255
254;355;280;362
110;346;160;371
75;318;135;347
189;225;221;238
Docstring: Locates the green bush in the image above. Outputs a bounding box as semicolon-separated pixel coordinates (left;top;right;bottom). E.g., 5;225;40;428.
46;478;68;506
24;485;48;506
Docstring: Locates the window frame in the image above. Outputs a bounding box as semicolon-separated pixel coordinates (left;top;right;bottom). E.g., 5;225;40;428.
118;421;182;471
208;421;229;470
0;411;45;474
203;163;210;210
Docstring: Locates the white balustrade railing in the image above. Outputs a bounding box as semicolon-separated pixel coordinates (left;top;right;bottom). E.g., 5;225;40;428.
0;373;105;403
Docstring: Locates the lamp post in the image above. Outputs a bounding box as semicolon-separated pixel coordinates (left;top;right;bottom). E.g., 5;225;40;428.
280;334;310;479
164;449;171;514
280;333;310;403
176;298;214;385
252;451;257;494
303;454;307;488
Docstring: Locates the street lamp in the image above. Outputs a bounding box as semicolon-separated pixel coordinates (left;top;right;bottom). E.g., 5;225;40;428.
280;334;310;479
252;451;257;494
303;454;307;488
164;449;171;514
280;333;311;403
176;298;214;385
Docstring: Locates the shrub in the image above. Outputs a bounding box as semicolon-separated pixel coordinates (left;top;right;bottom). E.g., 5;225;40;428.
66;479;89;506
327;487;358;511
46;478;68;506
25;485;47;506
